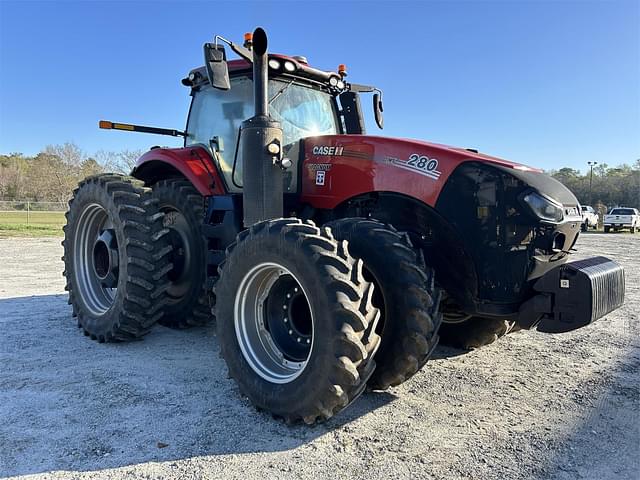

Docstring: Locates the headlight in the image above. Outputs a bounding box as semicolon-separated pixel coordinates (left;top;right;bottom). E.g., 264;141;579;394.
329;76;339;86
523;191;564;223
283;61;296;72
268;59;281;70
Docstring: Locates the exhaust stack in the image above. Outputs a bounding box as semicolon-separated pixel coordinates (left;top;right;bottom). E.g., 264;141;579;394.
241;27;283;227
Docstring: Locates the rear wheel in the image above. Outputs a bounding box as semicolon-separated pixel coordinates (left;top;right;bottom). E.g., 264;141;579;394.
325;218;441;390
604;226;611;233
150;179;211;328
215;219;379;424
62;174;172;342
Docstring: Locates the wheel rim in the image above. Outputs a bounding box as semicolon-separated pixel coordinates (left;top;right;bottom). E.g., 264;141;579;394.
162;208;194;301
73;203;118;316
234;262;314;384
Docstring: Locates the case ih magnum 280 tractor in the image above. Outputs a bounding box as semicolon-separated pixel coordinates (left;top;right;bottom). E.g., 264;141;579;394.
63;28;625;423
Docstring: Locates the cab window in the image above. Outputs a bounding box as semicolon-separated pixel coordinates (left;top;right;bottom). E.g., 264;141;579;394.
186;77;253;188
186;77;339;192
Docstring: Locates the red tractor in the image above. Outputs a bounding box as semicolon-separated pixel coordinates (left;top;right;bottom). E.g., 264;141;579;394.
63;28;625;423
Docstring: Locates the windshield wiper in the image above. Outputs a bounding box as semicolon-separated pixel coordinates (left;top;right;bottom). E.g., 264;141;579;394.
269;79;296;105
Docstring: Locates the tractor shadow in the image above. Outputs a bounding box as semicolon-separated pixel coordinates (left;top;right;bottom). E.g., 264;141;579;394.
0;294;396;477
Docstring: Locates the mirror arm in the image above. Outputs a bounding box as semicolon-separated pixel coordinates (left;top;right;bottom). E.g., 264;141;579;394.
215;35;253;63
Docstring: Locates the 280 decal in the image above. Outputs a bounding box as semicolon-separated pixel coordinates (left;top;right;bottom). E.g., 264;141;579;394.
387;154;441;180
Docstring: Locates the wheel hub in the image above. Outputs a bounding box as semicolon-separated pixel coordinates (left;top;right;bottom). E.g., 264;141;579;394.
264;277;312;362
93;229;119;288
234;263;314;384
163;209;193;299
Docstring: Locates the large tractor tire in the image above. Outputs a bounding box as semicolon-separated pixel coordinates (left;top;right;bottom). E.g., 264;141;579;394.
62;174;172;342
325;218;441;390
150;179;211;328
438;294;519;349
215;218;379;424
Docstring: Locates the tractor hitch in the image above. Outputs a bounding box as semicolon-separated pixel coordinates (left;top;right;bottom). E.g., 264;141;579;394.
518;256;625;333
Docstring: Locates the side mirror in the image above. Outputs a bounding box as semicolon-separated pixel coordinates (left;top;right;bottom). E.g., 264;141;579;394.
203;43;230;90
373;92;384;129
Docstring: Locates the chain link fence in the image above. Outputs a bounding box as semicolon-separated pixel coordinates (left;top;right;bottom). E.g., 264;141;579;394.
0;201;67;226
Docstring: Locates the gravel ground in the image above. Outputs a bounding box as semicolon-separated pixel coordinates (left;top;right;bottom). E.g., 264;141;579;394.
1;233;638;480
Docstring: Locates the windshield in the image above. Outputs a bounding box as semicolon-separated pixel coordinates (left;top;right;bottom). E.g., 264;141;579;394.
186;77;339;191
609;208;635;215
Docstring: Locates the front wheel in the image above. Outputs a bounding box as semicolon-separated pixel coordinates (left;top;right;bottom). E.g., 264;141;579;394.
215;219;379;424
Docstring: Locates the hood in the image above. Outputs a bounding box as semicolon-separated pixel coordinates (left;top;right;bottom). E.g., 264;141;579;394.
302;134;578;209
392;137;544;173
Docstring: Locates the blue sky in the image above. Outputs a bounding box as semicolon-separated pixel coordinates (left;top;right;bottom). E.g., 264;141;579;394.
0;0;638;173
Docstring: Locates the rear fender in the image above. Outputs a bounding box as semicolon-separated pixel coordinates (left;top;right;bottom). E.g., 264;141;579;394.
132;146;226;196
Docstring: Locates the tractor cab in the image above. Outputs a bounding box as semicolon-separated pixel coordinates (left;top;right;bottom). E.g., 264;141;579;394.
181;42;383;194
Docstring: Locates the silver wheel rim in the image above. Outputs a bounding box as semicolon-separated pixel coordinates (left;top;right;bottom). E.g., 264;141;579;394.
73;203;117;316
234;262;314;384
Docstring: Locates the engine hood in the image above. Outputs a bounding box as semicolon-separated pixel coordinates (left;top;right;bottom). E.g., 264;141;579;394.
390;137;544;173
302;134;577;209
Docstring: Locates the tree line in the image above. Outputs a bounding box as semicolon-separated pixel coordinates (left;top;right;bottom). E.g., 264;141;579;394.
548;160;640;214
1;143;639;211
0;143;141;203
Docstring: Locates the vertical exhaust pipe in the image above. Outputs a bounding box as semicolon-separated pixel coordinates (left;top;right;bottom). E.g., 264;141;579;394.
241;27;284;227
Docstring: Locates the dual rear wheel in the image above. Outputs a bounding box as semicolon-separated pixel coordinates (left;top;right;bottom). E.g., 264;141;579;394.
63;174;173;341
63;175;213;341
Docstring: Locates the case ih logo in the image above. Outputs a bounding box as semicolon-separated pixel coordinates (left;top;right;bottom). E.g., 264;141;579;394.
387;154;442;180
312;145;344;156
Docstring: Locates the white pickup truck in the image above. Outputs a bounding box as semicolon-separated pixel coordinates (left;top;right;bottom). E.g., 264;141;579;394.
580;205;599;231
603;207;640;233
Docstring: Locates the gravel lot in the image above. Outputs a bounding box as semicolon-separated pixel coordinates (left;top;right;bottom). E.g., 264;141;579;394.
1;233;638;480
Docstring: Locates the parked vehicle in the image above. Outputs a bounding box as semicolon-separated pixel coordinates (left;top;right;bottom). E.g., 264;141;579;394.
62;28;626;423
603;207;640;233
580;205;599;231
